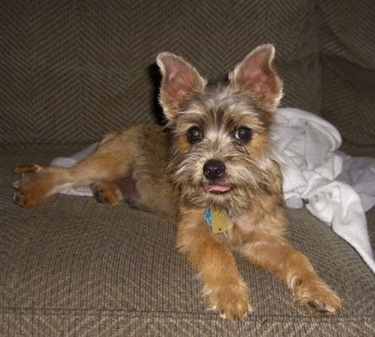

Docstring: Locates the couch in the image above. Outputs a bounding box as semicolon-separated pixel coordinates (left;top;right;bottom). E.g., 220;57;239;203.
1;1;375;336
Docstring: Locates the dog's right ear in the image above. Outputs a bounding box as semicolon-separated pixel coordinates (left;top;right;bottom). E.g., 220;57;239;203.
156;53;206;121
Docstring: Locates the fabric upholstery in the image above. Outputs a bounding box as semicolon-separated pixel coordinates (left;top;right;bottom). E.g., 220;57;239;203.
0;149;375;336
1;151;375;336
0;0;330;147
318;0;375;154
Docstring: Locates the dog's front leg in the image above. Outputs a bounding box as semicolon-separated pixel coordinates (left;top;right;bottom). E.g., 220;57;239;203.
239;232;342;314
176;206;251;320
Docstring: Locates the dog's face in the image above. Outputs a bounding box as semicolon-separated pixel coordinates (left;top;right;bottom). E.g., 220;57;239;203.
157;45;283;211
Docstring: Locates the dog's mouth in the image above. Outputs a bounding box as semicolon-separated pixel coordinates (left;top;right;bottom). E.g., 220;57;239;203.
204;184;231;194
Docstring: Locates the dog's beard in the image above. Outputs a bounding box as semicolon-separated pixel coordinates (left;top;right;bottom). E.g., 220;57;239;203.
167;143;280;212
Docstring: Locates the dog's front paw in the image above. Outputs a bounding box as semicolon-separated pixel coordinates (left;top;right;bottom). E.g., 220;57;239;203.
13;166;55;207
205;283;252;320
294;279;342;315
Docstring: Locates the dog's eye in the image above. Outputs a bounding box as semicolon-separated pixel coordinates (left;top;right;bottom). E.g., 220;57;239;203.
187;126;204;144
234;126;252;143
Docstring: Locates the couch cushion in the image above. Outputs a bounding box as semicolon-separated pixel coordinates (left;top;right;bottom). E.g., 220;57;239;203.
0;0;322;149
318;0;375;156
1;150;375;336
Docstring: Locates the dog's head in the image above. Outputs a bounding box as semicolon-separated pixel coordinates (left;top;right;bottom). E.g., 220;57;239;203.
157;45;283;210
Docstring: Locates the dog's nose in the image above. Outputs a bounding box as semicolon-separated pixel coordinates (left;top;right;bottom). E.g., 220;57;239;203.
203;159;226;180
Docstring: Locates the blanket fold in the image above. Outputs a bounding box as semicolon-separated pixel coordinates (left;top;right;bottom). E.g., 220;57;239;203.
273;108;375;273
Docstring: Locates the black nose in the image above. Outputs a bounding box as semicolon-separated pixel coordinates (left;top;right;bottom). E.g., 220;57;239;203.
203;159;226;180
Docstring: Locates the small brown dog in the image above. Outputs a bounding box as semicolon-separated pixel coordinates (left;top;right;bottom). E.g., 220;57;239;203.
13;44;341;320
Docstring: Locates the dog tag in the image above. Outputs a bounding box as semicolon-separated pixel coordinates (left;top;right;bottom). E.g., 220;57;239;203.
210;207;228;234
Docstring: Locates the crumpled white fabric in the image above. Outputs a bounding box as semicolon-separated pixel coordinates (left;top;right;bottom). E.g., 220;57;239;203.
52;107;375;273
273;108;375;273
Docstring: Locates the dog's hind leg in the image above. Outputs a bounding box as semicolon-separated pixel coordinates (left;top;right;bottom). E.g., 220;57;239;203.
13;131;136;208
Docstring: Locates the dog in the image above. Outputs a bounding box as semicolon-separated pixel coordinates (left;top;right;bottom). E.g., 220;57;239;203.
13;44;341;320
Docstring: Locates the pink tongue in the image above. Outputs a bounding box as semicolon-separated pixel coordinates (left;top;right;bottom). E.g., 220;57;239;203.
204;185;230;193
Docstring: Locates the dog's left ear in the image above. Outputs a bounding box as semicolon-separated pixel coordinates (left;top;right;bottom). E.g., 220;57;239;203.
229;44;283;110
157;53;206;121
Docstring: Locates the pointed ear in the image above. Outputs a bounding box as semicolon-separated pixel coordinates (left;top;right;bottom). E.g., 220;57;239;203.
156;53;206;121
229;44;283;110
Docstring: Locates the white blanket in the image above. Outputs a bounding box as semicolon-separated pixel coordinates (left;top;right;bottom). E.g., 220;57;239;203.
273;108;375;273
52;107;375;273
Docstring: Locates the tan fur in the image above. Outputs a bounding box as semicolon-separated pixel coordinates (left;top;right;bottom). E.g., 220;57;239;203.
13;44;341;320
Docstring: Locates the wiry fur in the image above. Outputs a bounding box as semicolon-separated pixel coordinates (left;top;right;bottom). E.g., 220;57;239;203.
13;44;341;320
166;86;280;213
